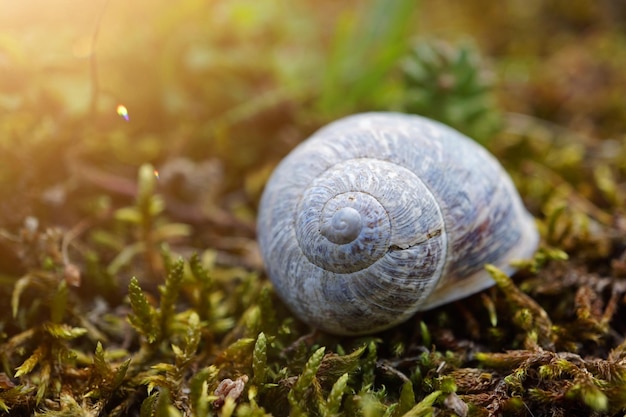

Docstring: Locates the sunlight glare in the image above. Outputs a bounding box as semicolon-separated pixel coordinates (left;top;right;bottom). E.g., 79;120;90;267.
116;104;129;121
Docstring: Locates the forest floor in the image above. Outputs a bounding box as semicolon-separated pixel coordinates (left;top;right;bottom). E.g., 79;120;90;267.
1;1;626;416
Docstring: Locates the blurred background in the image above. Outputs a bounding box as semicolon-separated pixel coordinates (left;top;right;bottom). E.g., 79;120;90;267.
2;3;626;414
1;0;625;243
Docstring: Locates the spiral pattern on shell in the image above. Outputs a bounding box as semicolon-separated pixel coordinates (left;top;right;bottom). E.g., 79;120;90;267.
257;112;538;335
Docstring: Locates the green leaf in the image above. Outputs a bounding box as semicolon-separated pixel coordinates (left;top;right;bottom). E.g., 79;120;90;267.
151;363;177;374
43;323;87;340
420;322;431;348
144;375;173;396
171;344;184;358
189;365;219;416
190;366;219;416
391;381;416;417
11;274;33;318
50;280;68;324
325;372;349;416
111;358;131;391
401;391;441;417
147;196;165;218
485;264;555;349
14;346;44;377
252;332;267;385
114;207;142;224
221;397;237;417
257;285;278;333
359;391;387;417
189;252;211;287
140;392;159;417
182;312;201;360
161;247;174;276
158;258;185;336
128;277;160;343
49;393;85;415
319;344;367;382
153;223;191;241
137;163;158;210
220;338;256;364
36;362;51;404
578;383;608;412
93;341;109;377
288;347;326;413
362;341;378;389
155;388;183;417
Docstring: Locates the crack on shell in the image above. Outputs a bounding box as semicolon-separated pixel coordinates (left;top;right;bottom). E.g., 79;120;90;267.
389;228;443;251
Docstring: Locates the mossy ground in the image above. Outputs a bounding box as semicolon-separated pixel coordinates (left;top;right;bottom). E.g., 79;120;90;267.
1;1;626;416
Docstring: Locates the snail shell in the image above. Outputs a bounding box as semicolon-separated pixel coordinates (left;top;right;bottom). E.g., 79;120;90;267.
257;112;538;335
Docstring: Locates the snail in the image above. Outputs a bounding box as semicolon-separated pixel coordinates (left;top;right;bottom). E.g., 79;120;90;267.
257;112;539;335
